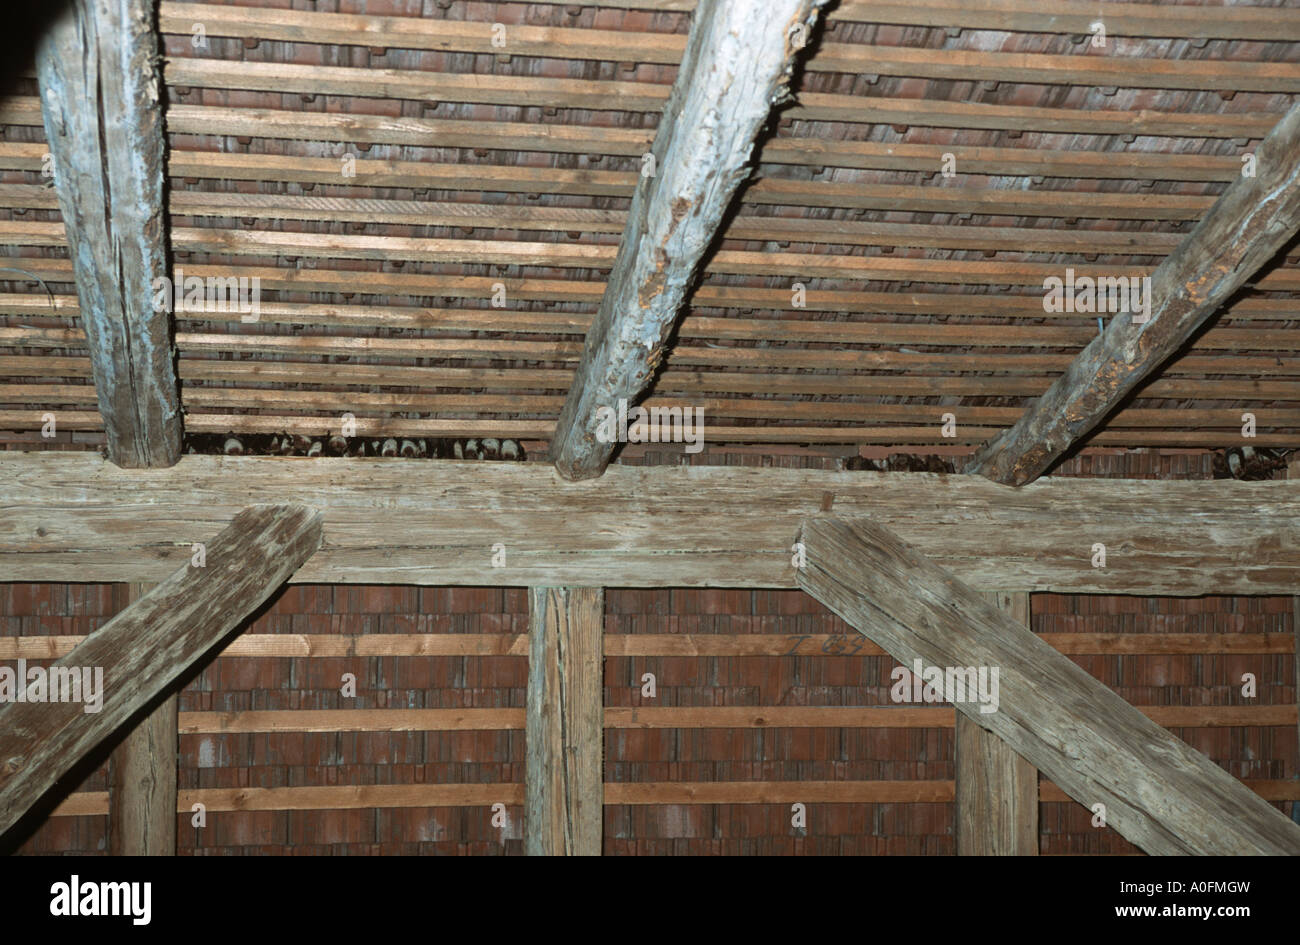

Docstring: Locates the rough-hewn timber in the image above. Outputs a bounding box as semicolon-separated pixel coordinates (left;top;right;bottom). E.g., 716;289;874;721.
956;592;1038;856
108;583;177;856
525;587;604;856
1291;458;1300;819
967;104;1300;486
1;453;1298;594
35;0;181;468
0;506;322;839
549;0;827;479
796;517;1300;855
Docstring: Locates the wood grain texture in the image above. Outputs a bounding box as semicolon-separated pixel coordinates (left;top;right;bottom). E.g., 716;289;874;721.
796;516;1300;855
35;0;180;468
45;778;1300;819
487;0;1300;41
156;1;1300;57
1290;457;1300;822
968;104;1300;486
165;704;1300;733
3;632;1292;660
0;505;322;839
956;592;1038;856
2;453;1299;594
108;582;177;856
526;587;604;856
549;0;827;479
151;60;1249;181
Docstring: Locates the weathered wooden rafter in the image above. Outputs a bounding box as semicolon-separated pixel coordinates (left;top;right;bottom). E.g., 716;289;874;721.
968;104;1300;486
796;517;1300;855
0;506;322;839
549;0;827;480
34;0;181;468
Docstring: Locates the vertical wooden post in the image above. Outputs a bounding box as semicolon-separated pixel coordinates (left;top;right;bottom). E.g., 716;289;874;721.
108;583;177;856
955;591;1039;855
526;586;604;855
1289;459;1300;825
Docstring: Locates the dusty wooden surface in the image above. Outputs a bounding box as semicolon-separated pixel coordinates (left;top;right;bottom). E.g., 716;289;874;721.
526;587;604;855
968;104;1300;485
0;505;322;839
1;453;1298;593
35;0;181;468
1291;457;1300;821
797;516;1300;855
550;0;827;479
108;583;177;856
956;592;1038;855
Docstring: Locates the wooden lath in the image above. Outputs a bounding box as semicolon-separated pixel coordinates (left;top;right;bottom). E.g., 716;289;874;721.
4;0;1300;453
495;0;1300;42
156;0;1300;53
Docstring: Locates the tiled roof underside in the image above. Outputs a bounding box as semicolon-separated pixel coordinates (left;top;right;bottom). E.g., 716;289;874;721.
2;0;1298;452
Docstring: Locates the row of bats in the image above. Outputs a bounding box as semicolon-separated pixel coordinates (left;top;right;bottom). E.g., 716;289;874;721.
842;447;1292;480
185;433;526;461
180;438;1288;479
842;454;957;473
1212;446;1291;481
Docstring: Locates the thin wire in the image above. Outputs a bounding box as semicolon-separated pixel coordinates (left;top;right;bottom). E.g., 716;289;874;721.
0;267;58;308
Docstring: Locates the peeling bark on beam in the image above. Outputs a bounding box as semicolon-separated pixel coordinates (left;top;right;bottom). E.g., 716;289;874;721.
549;0;827;480
526;587;604;855
967;104;1300;486
35;0;181;468
955;592;1038;856
108;583;177;856
796;517;1300;855
0;505;322;840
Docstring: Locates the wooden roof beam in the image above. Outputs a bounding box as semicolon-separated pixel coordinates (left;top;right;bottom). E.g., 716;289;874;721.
2;453;1299;595
35;0;181;468
548;0;827;480
0;505;323;840
796;516;1300;855
967;104;1300;486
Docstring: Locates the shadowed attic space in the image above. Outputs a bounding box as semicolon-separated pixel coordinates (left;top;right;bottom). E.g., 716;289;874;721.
1;0;1300;866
